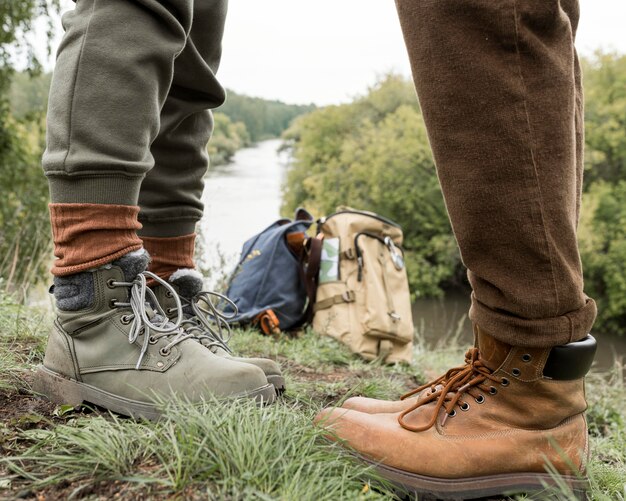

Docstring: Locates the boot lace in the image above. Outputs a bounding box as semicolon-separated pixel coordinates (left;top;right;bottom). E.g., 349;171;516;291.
110;271;193;369
398;347;503;432
177;291;237;354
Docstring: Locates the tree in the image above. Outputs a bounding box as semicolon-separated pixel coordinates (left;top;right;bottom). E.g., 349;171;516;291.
582;52;626;188
0;1;59;295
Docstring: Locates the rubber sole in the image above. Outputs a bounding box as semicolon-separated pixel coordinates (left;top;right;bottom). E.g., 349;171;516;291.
362;457;588;500
267;374;286;395
33;366;277;420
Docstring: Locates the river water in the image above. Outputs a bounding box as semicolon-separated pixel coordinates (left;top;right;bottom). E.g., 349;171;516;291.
202;139;626;370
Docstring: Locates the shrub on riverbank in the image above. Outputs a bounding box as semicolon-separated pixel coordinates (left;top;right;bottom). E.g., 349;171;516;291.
579;181;626;336
282;57;626;334
0;2;57;295
208;112;251;166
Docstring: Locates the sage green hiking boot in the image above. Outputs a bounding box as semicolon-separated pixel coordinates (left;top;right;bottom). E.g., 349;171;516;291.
34;251;275;419
153;269;286;394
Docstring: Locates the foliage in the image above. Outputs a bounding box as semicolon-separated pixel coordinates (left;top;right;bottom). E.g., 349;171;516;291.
8;71;51;119
578;181;626;336
282;75;463;297
207;112;250;166
0;114;50;295
582;52;626;188
578;52;626;335
218;89;315;142
0;1;59;295
283;60;626;333
0;1;59;89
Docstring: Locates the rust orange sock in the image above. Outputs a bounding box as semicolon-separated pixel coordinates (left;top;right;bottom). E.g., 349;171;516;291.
141;233;196;281
49;203;143;276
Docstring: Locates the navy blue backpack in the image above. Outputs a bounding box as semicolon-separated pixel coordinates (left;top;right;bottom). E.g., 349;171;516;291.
224;208;321;334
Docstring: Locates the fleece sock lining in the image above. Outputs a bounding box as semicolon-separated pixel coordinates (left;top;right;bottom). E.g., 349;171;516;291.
53;248;150;311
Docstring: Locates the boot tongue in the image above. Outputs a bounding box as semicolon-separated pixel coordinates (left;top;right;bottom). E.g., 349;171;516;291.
168;269;204;300
475;326;511;371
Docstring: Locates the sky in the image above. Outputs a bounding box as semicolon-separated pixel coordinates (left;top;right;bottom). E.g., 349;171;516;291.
41;0;626;106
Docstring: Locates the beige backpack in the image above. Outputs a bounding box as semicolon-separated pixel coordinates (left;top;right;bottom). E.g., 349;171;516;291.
311;209;414;363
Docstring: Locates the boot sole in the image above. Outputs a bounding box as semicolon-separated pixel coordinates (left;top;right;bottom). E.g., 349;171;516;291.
33;366;276;420
267;375;286;394
362;457;589;500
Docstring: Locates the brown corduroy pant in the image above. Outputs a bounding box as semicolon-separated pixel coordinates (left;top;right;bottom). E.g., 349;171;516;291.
395;0;596;347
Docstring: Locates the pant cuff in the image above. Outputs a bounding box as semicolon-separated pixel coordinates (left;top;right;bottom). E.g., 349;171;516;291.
469;292;597;348
47;173;143;205
137;217;198;238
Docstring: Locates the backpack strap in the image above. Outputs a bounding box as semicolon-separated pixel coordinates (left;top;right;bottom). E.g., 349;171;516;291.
294;233;323;325
313;290;356;313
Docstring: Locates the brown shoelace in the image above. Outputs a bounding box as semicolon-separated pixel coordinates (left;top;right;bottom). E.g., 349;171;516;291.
398;347;502;432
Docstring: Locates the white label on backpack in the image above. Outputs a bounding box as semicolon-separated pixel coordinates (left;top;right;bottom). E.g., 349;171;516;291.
319;238;340;283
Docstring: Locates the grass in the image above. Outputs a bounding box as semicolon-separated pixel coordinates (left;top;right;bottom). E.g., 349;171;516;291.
0;292;624;500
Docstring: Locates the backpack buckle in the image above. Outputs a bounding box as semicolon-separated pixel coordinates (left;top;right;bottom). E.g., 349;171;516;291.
342;291;356;303
254;309;281;336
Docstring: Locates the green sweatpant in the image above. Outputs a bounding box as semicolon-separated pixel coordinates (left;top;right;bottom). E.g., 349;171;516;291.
42;0;228;237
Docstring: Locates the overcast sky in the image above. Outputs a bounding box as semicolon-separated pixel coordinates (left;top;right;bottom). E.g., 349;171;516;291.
43;0;626;106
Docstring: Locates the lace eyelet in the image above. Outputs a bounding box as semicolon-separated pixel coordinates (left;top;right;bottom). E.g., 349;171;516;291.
120;315;132;325
522;354;532;363
489;386;498;395
159;347;171;357
475;395;485;404
109;299;118;309
511;368;521;377
501;377;510;387
165;290;174;298
448;409;456;418
460;402;470;412
149;336;158;345
106;278;116;289
166;308;174;315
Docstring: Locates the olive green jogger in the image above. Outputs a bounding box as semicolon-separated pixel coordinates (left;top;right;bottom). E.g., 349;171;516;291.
42;0;228;237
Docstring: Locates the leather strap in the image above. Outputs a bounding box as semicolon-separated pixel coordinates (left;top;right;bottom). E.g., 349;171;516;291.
313;290;356;313
298;234;323;324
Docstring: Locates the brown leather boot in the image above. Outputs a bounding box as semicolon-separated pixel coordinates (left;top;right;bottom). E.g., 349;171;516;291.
341;394;416;414
316;327;595;500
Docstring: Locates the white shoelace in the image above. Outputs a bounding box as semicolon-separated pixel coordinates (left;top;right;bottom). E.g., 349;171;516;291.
111;271;193;368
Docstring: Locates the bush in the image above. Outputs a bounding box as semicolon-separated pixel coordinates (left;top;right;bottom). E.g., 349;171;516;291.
579;181;626;336
0;109;50;295
282;75;464;298
207;112;251;166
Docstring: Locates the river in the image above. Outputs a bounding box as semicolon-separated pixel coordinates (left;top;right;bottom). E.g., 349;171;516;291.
202;139;626;370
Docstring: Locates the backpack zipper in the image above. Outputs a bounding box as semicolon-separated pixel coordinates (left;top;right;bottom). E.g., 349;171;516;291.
354;232;405;281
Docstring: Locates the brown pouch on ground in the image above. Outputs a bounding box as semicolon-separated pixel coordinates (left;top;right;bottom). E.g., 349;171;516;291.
312;208;414;363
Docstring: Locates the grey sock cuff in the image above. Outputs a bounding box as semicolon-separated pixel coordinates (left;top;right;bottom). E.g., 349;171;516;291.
113;248;150;282
169;268;204;299
53;249;151;311
53;272;95;311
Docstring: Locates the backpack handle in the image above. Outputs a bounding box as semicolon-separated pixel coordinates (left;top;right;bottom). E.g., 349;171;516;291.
294;207;314;222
